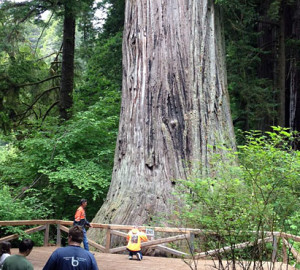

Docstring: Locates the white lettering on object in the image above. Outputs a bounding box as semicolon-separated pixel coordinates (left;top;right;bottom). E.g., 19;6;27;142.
63;256;87;266
71;257;79;267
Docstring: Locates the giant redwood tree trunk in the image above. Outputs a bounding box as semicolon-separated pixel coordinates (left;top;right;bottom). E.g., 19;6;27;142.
90;0;235;239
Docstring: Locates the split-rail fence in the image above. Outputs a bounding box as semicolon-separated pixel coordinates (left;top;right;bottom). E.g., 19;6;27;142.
0;220;299;267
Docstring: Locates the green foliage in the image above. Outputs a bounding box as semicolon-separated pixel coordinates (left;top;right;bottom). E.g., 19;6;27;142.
239;127;300;233
0;184;50;238
173;127;300;263
0;89;120;220
75;30;122;109
216;0;278;133
267;0;281;20
0;10;60;132
97;0;125;38
0;185;50;220
266;0;295;21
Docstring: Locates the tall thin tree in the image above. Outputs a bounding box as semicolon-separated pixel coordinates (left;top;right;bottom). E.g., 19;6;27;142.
286;0;300;132
59;0;76;120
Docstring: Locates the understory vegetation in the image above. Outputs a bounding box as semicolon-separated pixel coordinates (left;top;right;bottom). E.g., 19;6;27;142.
172;127;300;268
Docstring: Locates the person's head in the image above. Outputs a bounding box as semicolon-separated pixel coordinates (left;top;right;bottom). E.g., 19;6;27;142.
0;241;11;256
68;226;84;244
131;226;139;234
80;199;87;208
19;239;34;256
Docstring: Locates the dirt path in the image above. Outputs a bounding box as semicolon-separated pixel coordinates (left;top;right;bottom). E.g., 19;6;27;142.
10;247;294;270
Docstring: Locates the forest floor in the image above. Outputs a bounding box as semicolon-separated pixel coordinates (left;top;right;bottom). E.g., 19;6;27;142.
11;247;294;270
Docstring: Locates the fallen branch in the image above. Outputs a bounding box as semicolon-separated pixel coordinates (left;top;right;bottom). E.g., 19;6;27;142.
193;236;273;260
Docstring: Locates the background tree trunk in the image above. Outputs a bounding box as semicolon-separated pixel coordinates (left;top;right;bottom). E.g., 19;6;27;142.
278;1;287;127
59;1;75;120
257;0;278;130
89;0;235;241
287;0;300;132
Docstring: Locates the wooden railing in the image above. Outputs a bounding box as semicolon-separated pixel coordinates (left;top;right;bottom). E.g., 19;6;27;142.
0;220;299;265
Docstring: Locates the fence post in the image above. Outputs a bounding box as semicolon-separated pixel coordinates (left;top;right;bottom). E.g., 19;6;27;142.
189;232;195;255
282;238;288;264
56;224;61;246
271;235;278;263
44;224;50;246
105;227;111;253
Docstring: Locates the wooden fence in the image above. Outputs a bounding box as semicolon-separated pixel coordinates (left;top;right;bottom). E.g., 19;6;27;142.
0;220;299;265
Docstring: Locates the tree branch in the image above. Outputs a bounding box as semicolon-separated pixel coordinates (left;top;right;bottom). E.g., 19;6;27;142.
13;174;43;201
42;101;59;123
3;1;51;41
256;19;279;27
233;116;247;125
18;75;61;87
54;43;63;63
34;10;55;55
17;86;60;124
36;51;62;62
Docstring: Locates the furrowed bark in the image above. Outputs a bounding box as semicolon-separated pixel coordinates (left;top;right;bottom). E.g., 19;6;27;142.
89;0;235;243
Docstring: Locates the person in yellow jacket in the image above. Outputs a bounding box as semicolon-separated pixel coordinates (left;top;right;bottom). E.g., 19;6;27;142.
126;227;148;260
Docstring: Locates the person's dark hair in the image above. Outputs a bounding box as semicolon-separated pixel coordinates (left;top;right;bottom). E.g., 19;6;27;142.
0;241;11;256
19;239;34;253
80;199;87;205
69;226;84;243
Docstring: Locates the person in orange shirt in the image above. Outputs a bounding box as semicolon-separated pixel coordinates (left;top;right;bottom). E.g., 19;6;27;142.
74;199;93;251
126;226;148;260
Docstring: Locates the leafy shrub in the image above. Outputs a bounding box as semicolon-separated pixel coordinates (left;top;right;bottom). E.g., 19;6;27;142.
173;127;300;267
0;184;51;240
